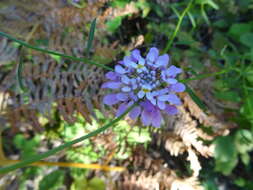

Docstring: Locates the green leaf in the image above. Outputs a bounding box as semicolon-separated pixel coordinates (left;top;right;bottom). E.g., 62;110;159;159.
240;33;253;48
234;177;246;187
240;153;250;165
245;65;253;83
127;129;151;144
86;18;97;57
203;179;219;190
135;0;151;18
214;91;241;102
228;23;252;38
39;170;65;190
13;134;41;159
206;0;219;9
214;136;238;175
88;177;106;190
187;11;196;28
111;0;130;8
185;84;207;111
240;96;253;122
106;16;123;33
235;129;253;154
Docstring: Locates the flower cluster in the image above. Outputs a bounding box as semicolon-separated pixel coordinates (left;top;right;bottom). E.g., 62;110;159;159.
102;47;185;127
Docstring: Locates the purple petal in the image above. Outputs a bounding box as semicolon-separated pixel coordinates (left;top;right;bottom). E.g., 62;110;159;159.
151;109;162;127
123;56;137;68
118;60;124;65
129;106;141;120
158;94;170;101
166;78;178;84
146;47;159;62
105;71;118;80
157;100;166;110
155;88;169;96
146;92;154;100
103;94;120;105
150;98;156;105
115;65;127;74
167;94;182;105
156;54;169;67
116;103;128;117
101;81;121;89
121;75;130;84
116;93;128;101
140;100;154;112
138;57;145;65
129;92;138;101
131;49;141;61
138;91;145;98
165;105;178;115
171;83;185;92
166;65;182;77
141;109;152;126
122;86;131;92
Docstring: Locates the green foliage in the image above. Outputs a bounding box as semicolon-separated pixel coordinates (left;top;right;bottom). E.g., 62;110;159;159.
106;16;124;33
13;134;41;159
111;0;130;8
214;129;253;175
113;120;151;159
62;113;151;162
214;136;238;175
106;0;150;33
71;177;105;190
39;170;65;190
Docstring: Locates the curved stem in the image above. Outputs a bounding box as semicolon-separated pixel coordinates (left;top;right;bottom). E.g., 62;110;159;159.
164;0;194;53
0;31;113;71
0;103;136;174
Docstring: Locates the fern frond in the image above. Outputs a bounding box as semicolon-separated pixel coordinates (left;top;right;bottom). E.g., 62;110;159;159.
0;56;105;130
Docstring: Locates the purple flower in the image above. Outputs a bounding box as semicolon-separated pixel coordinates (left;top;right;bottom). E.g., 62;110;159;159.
102;47;185;127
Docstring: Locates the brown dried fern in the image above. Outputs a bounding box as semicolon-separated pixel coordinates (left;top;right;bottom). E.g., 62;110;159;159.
0;56;105;131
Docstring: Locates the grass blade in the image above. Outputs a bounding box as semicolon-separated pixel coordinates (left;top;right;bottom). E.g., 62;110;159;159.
0;31;113;71
16;47;27;92
185;84;207;111
0;103;136;174
86;18;97;57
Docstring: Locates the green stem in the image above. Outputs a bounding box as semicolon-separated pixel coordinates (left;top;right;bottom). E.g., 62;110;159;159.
0;103;136;174
180;69;229;83
0;31;113;71
164;0;194;52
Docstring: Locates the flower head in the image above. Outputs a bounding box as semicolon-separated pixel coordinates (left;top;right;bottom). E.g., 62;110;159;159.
102;47;185;127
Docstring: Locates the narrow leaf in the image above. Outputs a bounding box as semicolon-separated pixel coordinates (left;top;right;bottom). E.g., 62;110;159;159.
86;18;97;57
16;47;27;92
187;11;196;28
185;84;207;111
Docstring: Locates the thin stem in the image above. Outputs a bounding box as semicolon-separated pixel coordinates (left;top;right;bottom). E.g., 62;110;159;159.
0;31;113;71
164;0;194;52
180;69;229;83
0;103;136;174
